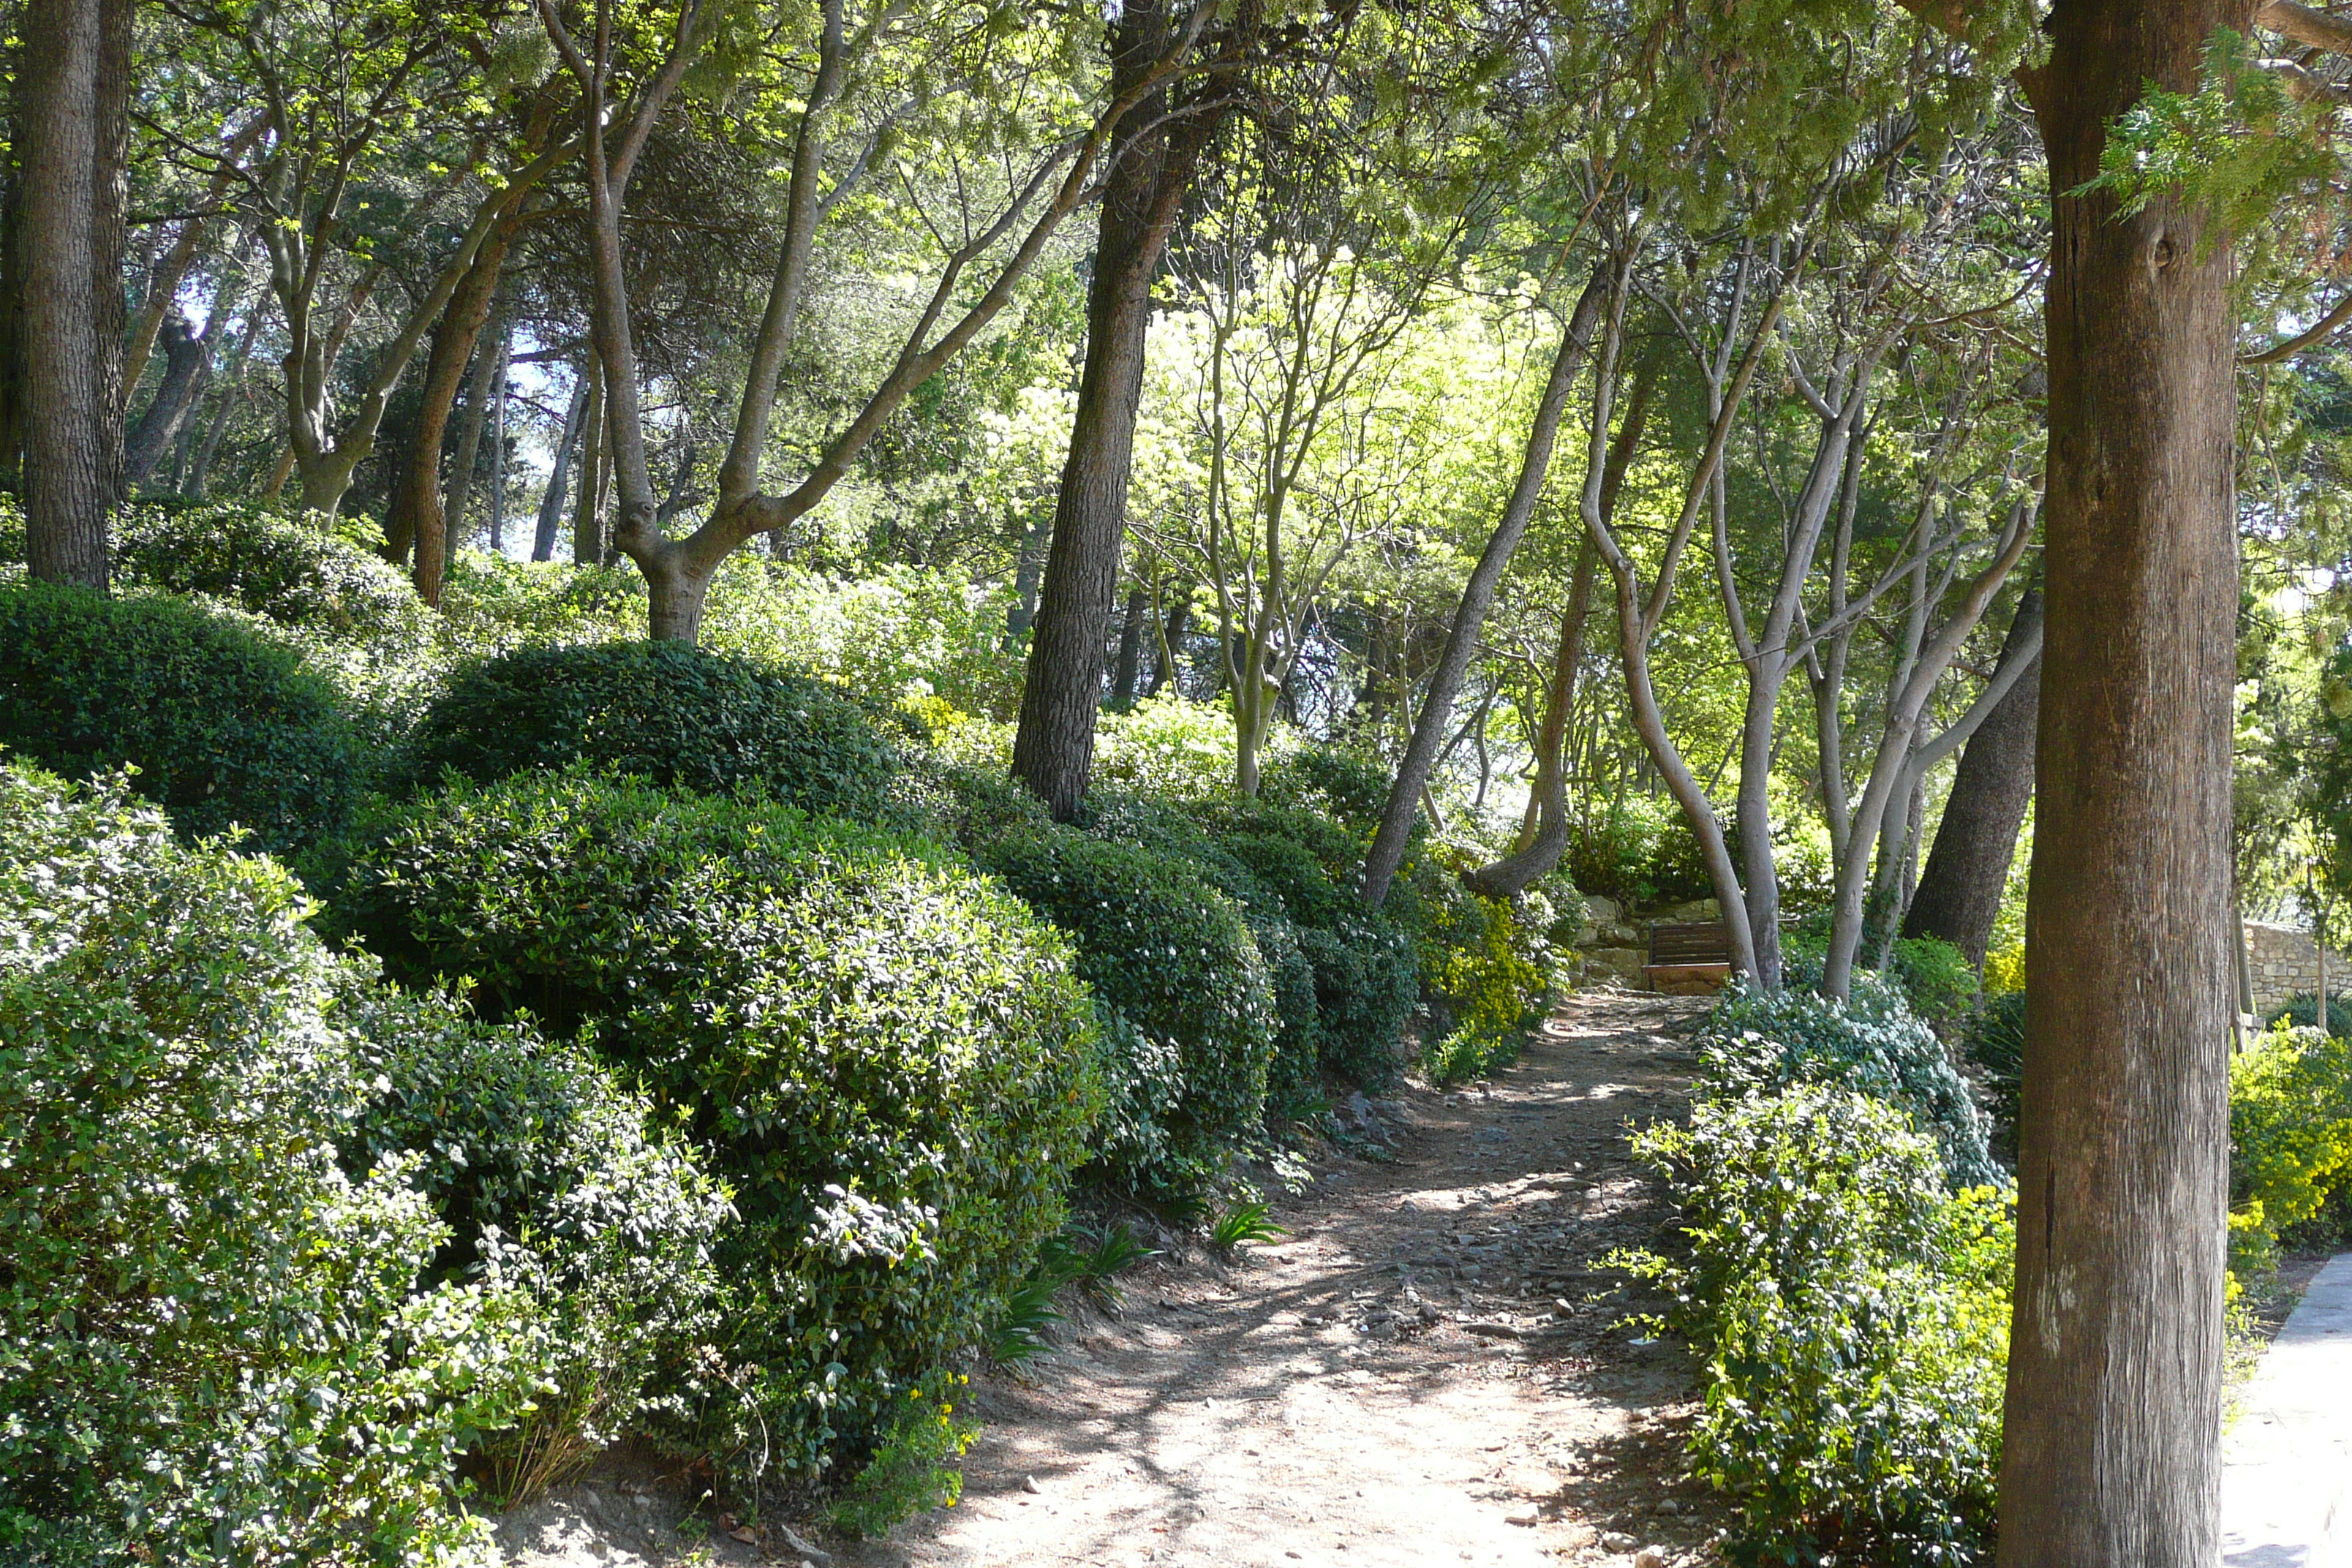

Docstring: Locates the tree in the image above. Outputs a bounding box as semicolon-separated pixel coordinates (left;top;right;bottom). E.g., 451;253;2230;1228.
1009;0;1240;818
1989;4;2242;1555
543;0;1209;644
18;0;132;588
1903;584;2042;968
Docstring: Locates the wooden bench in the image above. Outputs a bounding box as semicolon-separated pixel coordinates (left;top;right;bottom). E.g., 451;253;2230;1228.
1644;921;1733;995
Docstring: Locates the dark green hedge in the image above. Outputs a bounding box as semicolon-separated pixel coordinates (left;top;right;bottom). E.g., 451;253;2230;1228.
323;766;1104;1474
407;641;900;816
973;823;1276;1194
0;580;363;854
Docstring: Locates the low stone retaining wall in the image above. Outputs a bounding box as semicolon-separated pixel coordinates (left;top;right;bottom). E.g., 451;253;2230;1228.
2245;921;2352;1019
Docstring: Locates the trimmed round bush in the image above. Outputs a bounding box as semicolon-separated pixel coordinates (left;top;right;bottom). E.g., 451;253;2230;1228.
114;499;434;650
407;641;900;815
342;983;731;1499
0;760;540;1562
973;824;1277;1193
0;580;365;853
323;766;1105;1477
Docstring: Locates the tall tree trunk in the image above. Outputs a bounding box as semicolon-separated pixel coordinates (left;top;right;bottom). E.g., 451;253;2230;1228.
18;0;129;588
1110;585;1149;708
184;304;257;500
1902;586;2043;967
486;330;509;552
0;75;29;494
400;231;512;606
1009;508;1049;637
1011;0;1227;818
1147;592;1189;697
121;314;208;489
533;370;589;562
1362;270;1610;907
572;357;606;566
1466;348;1659;900
1996;4;2241;1559
447;289;512;538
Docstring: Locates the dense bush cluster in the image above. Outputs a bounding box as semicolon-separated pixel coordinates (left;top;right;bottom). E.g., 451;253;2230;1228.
1704;976;1999;1188
0;761;546;1562
1625;1087;2011;1566
0;581;365;854
2231;1020;2352;1259
0;505;1569;1531
323;766;1106;1476
407;641;903;815
1630;957;2016;1562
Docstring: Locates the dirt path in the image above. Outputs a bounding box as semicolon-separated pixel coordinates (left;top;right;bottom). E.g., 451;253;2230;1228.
835;990;1719;1568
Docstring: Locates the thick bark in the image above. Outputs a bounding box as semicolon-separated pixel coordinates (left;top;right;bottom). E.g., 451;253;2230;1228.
1994;2;2242;1560
533;371;589;562
1147;592;1189;697
1011;0;1224;819
402;238;512;606
1902;587;2043;967
122;314;208;489
19;0;129;588
1362;270;1610;906
1110;586;1149;708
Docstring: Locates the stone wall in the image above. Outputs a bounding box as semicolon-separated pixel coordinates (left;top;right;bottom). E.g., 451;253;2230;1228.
2244;921;2352;1018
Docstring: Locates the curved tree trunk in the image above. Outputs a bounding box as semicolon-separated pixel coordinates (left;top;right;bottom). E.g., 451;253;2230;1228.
1901;586;2042;967
122;314;208;490
1362;270;1609;907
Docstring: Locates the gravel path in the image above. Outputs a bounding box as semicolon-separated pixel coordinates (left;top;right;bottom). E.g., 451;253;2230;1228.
834;989;1722;1568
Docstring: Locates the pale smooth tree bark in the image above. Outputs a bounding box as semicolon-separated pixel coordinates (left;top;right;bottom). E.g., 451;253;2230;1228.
1360;265;1613;906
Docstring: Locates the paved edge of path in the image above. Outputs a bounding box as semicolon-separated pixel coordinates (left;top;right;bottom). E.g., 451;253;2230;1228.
2223;1253;2352;1568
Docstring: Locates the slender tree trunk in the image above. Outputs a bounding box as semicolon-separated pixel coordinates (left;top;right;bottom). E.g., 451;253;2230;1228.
1903;586;2043;967
487;330;509;552
1110;586;1149;708
1995;4;2242;1559
534;371;589;563
1009;508;1049;636
573;357;606;567
122;315;208;489
1011;0;1225;819
1147;592;1190;697
1466;351;1661;900
447;288;512;537
19;0;129;588
184;306;256;500
401;233;512;606
1362;270;1610;906
0;76;29;494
